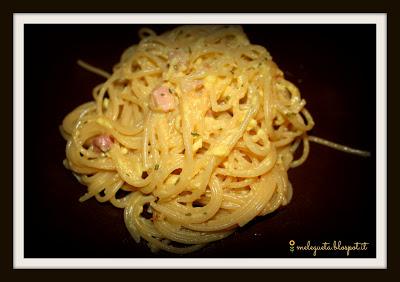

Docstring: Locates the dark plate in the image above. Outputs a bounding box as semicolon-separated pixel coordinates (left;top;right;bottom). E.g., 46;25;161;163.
24;24;376;258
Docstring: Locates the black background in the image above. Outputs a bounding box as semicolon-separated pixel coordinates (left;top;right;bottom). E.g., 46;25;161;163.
24;24;376;258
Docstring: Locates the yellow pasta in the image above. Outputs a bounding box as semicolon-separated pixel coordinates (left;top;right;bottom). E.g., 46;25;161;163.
60;25;370;254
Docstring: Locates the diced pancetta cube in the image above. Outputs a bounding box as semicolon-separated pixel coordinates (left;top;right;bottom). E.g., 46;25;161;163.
151;86;176;112
92;134;114;153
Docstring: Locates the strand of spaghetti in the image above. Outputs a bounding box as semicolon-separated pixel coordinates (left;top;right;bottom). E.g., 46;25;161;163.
151;174;223;224
77;60;111;79
153;220;234;245
185;171;277;231
290;134;310;168
308;135;371;157
124;192;205;253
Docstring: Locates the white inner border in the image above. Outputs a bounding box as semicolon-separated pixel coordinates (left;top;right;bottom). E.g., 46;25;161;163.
13;13;387;269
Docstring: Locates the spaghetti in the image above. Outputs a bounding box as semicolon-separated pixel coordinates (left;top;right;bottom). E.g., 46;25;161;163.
60;25;370;254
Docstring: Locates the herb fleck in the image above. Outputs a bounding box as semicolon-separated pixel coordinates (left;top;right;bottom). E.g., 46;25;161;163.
169;88;173;94
154;164;159;170
191;132;200;137
175;177;180;185
185;213;192;216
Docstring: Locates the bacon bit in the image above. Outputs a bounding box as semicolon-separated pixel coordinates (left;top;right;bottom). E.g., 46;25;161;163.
92;134;114;153
172;168;182;175
151;86;176;112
